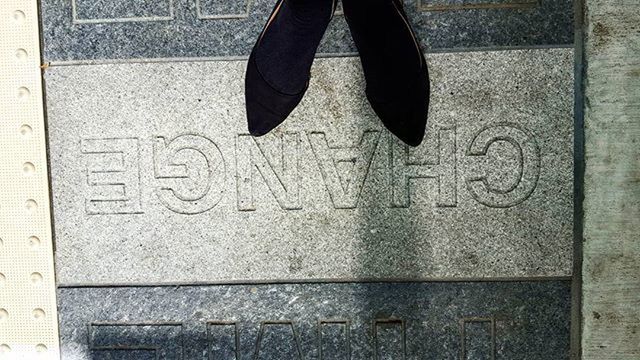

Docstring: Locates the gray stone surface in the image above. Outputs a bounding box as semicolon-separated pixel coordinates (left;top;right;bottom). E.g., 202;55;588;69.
57;281;571;359
582;0;640;358
39;0;573;62
45;49;574;284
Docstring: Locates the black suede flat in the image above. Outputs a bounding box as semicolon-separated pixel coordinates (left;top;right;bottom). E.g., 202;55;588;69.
366;64;430;147
245;0;337;137
245;46;308;136
343;0;430;147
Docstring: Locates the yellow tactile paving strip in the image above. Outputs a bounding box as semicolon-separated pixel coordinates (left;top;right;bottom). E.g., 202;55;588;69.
0;1;60;358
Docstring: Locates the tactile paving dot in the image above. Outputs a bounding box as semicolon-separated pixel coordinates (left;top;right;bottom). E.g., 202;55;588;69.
28;236;41;249
30;273;43;284
19;124;32;137
23;162;35;176
15;49;28;60
0;310;8;322
17;87;31;100
0;0;60;358
32;309;45;321
12;10;25;23
25;199;38;212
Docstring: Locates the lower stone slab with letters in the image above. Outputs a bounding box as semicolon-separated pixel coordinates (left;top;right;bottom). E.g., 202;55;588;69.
45;48;574;284
57;281;571;359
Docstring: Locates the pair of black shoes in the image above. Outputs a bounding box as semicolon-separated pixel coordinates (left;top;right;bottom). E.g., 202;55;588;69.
245;0;430;147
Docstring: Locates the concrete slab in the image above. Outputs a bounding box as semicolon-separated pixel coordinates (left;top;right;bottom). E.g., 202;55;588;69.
57;281;571;359
582;0;640;358
45;49;575;285
39;0;573;62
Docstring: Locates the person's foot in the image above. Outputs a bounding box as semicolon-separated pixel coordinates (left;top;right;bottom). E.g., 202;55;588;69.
245;0;337;136
342;0;430;147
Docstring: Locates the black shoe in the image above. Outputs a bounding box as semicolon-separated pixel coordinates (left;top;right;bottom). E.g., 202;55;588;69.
342;0;430;147
245;0;337;136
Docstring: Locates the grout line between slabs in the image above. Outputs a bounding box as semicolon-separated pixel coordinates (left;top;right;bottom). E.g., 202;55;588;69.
43;44;575;68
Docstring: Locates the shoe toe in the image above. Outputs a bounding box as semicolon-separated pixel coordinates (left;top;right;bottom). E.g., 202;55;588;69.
246;98;288;136
244;50;307;136
367;74;430;147
373;99;427;147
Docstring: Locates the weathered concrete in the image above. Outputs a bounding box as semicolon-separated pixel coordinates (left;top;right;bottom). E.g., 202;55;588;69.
582;0;640;358
57;281;571;359
44;49;575;285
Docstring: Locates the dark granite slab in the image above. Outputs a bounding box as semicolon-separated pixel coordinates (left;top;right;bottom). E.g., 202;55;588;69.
40;0;573;62
58;281;571;359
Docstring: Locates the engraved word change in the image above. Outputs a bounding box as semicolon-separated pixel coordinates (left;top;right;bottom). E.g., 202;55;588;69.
81;124;540;215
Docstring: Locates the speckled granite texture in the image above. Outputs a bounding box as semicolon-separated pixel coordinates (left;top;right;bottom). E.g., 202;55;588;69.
44;49;574;284
39;0;573;62
57;281;571;359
